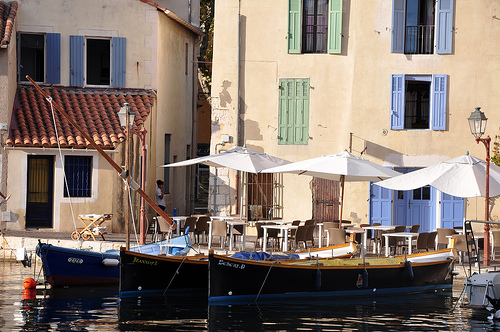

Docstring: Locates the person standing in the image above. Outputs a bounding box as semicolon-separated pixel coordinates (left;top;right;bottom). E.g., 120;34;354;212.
156;180;166;212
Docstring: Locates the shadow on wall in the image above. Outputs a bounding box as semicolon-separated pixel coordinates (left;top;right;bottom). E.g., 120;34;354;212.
219;80;232;107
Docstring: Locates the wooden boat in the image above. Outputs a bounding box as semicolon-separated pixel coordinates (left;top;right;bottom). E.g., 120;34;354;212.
36;232;191;286
208;248;457;302
294;242;357;259
119;249;208;298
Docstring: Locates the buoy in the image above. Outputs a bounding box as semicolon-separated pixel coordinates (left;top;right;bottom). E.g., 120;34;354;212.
23;277;36;289
22;288;36;300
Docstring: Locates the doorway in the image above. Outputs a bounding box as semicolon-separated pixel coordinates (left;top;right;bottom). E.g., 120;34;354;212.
26;155;54;228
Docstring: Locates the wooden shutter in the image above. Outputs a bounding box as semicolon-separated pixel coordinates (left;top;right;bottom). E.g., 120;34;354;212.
70;35;84;86
46;33;60;84
278;79;310;145
391;0;405;54
390;74;405;130
327;0;342;54
431;74;447;130
370;183;392;226
436;0;453;54
112;37;126;88
288;0;301;54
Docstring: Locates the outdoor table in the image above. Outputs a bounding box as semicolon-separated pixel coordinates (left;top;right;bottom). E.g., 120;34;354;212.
262;224;298;252
362;225;397;255
383;232;419;256
226;220;247;251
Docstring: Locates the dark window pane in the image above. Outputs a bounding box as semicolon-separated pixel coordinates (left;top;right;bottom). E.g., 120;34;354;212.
20;33;45;82
86;38;110;85
64;156;92;197
405;79;430;129
422;186;431;200
302;0;328;53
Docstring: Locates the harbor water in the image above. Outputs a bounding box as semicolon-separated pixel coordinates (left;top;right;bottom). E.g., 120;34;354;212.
0;259;498;331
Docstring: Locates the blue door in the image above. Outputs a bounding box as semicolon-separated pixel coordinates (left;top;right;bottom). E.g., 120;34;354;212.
441;193;464;229
408;186;435;232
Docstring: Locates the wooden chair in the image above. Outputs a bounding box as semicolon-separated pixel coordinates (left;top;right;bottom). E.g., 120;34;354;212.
437;228;456;249
415;232;429;252
427;231;437;251
183;217;197;242
195;216;211;244
327;228;346;246
156;216;173;241
491;230;500;261
294;225;310;249
210;219;227;249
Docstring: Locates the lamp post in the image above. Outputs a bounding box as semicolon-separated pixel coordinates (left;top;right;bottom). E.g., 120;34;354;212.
468;106;491;266
118;103;135;250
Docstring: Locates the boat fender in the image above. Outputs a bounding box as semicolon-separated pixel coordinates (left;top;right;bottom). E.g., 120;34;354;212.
315;269;322;290
102;258;119;267
406;261;414;280
363;269;368;289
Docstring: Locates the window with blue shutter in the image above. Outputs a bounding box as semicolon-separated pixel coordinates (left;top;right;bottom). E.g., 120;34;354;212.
278;78;310;145
70;36;126;87
64;156;92;197
287;0;342;54
391;0;453;55
19;32;60;83
390;74;447;131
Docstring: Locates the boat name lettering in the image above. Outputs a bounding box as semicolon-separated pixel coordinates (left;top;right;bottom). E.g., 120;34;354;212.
67;257;84;264
218;259;245;269
132;257;158;266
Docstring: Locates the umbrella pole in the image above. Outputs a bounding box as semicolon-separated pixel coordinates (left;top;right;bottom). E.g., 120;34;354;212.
339;175;345;229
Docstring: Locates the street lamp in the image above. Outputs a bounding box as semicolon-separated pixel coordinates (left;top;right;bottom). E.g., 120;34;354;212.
468;106;491;266
119;103;135;249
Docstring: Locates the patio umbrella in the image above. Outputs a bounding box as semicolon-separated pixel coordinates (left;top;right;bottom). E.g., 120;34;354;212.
374;154;500;198
159;146;290;173
263;151;401;224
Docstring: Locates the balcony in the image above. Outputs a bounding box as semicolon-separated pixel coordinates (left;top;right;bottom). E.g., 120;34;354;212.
405;25;435;54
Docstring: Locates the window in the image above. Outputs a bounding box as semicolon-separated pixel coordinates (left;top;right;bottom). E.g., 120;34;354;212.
278;78;310;145
64;156;92;197
391;0;453;54
19;32;60;84
246;173;284;220
390;75;447;130
70;36;126;87
288;0;342;54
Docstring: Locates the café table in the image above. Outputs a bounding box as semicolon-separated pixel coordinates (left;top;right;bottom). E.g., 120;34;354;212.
345;228;367;258
361;225;397;255
226;220;247;251
171;216;189;236
262;224;298;252
383;232;419;256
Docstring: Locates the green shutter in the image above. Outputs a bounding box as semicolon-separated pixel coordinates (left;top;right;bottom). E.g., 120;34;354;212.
279;79;309;145
328;0;342;54
288;0;301;54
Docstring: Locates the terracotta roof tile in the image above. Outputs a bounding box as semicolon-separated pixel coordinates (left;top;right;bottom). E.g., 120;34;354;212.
0;1;17;48
6;85;154;149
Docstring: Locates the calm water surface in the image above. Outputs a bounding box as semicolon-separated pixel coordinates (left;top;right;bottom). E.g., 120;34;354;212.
0;259;497;331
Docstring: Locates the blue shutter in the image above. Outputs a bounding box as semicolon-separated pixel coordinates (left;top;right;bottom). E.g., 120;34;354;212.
288;0;301;54
390;74;405;130
112;37;126;88
370;183;392;226
436;0;453;54
431;74;447;130
391;0;405;54
441;193;464;229
46;33;60;84
327;0;342;54
70;35;84;86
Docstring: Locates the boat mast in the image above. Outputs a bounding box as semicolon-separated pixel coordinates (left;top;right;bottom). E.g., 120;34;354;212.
26;76;174;245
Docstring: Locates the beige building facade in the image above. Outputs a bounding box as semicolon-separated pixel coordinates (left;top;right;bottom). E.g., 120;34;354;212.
0;0;202;233
210;0;500;231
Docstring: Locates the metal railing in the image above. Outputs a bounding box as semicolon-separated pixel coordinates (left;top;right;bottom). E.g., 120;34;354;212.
405;25;434;54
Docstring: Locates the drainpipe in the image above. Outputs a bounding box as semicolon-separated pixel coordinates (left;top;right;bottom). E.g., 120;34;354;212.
192;35;203;214
236;0;241;146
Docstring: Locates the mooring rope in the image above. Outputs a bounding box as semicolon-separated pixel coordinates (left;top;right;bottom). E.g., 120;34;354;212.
164;257;187;296
255;261;274;303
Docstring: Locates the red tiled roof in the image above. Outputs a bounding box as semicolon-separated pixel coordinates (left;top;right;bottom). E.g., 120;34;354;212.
6;85;154;149
0;1;17;48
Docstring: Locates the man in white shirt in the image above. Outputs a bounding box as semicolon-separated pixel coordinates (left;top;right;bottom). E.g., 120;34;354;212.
156;180;166;212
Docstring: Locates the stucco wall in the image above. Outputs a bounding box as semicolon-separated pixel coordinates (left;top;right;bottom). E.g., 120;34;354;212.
211;0;500;225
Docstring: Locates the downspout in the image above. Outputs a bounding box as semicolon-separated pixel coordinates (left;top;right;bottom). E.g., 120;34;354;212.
192;35;203;214
235;0;242;216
